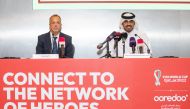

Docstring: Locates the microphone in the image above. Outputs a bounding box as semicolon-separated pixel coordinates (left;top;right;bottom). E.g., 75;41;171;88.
137;39;144;54
121;33;128;43
97;31;121;49
97;45;107;55
129;37;136;54
59;37;65;58
135;34;150;54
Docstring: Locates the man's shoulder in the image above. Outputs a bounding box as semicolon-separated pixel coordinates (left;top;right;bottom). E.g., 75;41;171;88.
38;32;50;39
60;32;72;39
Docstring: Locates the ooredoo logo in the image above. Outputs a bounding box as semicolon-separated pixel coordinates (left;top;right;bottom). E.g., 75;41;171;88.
154;94;188;102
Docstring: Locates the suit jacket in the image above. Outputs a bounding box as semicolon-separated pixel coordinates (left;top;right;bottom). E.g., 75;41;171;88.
36;32;74;58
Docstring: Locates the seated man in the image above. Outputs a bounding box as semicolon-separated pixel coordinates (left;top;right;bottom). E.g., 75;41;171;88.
110;12;152;57
36;14;74;58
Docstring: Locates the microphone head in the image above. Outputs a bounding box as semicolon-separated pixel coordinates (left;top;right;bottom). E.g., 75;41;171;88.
129;37;136;47
121;33;128;39
59;37;65;48
137;38;144;53
113;32;122;41
107;31;122;41
97;49;104;55
59;37;65;42
114;32;122;36
137;38;144;44
107;31;116;41
97;43;103;49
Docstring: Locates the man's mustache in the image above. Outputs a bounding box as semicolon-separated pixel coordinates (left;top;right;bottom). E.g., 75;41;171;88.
126;25;132;28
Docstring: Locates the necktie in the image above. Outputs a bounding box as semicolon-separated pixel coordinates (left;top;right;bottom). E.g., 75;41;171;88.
52;37;58;54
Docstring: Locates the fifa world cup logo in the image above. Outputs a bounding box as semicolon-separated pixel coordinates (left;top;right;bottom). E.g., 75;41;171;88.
154;69;162;86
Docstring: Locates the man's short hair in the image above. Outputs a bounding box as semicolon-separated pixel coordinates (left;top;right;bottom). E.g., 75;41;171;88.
49;14;62;23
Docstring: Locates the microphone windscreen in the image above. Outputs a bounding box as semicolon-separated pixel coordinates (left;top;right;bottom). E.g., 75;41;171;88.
121;33;128;39
137;39;144;44
59;37;65;48
129;37;136;47
114;32;121;36
106;31;116;41
59;37;65;42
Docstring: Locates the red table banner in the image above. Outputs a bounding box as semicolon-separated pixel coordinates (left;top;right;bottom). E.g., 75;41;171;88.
0;59;189;109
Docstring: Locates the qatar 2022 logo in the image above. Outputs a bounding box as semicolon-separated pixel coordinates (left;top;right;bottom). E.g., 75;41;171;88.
154;69;162;86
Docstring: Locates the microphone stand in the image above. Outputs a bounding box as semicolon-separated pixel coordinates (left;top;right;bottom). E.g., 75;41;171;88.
132;46;135;54
122;38;126;58
59;45;65;58
100;41;111;58
114;36;119;58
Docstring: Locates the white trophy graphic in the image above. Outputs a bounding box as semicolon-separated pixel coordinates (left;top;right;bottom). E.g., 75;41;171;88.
154;69;162;86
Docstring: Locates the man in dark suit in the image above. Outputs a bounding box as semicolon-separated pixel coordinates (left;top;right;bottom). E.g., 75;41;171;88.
36;14;74;58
